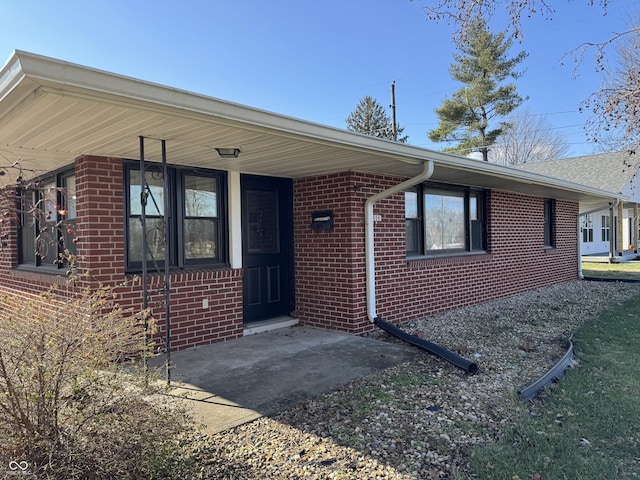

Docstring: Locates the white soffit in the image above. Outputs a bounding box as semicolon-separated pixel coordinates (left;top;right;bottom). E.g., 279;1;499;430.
0;50;622;207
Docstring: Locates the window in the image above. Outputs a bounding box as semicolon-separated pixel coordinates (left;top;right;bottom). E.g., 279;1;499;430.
601;215;610;242
125;163;226;271
19;170;77;269
543;199;555;248
581;214;593;243
405;184;486;256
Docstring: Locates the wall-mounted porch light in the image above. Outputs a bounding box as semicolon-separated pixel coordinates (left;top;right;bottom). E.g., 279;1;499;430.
215;147;241;158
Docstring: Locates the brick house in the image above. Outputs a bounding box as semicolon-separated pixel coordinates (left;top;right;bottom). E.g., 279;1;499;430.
0;51;624;352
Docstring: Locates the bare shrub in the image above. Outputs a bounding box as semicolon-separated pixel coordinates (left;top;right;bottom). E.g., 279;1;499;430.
0;284;196;479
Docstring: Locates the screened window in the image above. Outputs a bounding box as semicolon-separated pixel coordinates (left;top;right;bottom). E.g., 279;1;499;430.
125;163;226;270
19;170;77;269
405;184;486;256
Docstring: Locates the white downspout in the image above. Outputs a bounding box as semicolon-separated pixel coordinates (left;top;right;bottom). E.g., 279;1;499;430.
365;160;434;322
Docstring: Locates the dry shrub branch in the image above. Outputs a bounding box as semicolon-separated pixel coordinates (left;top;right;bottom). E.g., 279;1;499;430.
0;284;196;479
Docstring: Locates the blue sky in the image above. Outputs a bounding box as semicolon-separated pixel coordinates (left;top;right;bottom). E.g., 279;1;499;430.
1;0;636;157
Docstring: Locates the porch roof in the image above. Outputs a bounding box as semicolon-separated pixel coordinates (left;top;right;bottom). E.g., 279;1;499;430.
0;50;624;212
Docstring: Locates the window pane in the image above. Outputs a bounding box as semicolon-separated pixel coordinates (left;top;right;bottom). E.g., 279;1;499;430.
61;220;77;255
36;227;60;265
185;176;217;217
247;189;279;253
61;174;77;257
544;199;554;247
128;217;165;262
406;219;420;254
44;181;57;225
470;192;486;251
62;174;77;220
20;191;36;264
405;190;418;219
425;191;465;250
470;195;478;221
185;218;217;259
37;181;60;264
129;170;164;216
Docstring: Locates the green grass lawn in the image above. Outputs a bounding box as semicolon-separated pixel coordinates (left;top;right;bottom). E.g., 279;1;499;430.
582;260;640;280
467;294;640;479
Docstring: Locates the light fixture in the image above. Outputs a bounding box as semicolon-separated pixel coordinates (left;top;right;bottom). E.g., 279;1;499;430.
215;147;241;158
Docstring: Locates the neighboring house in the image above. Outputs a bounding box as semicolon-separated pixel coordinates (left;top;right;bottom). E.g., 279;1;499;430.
518;152;640;260
0;51;626;352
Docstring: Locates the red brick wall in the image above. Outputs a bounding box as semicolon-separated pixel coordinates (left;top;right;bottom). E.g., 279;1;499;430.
0;158;581;349
117;268;243;352
294;173;579;334
294;172;370;334
0;155;244;351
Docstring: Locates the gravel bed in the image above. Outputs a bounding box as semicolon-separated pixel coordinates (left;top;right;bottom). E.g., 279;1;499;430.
189;280;640;479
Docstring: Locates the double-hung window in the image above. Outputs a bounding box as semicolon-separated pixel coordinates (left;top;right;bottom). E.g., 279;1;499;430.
125;163;227;271
19;169;77;269
406;183;487;256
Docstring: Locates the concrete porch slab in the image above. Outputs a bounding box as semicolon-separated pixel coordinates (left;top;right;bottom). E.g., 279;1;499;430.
149;325;419;434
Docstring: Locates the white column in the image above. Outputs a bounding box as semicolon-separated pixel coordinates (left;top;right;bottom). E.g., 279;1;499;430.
228;170;242;269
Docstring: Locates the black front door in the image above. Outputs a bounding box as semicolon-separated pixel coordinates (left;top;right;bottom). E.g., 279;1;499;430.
241;174;294;323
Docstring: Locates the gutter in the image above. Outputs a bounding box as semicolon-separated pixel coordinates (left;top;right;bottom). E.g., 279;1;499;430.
365;160;434;322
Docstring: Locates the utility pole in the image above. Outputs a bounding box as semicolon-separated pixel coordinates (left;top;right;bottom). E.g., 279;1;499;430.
390;81;397;142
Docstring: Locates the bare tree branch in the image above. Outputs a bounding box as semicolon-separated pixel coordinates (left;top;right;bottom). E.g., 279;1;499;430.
488;108;571;164
579;15;640;153
411;0;591;42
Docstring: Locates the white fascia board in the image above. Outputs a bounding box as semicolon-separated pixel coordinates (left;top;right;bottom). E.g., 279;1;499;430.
0;50;42;117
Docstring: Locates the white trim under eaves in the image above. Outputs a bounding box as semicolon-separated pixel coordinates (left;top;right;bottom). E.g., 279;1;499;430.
4;50;628;203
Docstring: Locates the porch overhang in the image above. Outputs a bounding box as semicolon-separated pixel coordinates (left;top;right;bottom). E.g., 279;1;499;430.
0;50;623;210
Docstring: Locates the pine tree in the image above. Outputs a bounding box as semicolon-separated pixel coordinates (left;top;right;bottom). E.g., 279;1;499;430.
428;17;527;161
346;96;408;143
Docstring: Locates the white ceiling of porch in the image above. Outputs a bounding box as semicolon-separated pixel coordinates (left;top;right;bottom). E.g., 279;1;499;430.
0;51;623;211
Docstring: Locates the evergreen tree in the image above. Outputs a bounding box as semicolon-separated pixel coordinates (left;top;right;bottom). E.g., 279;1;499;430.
428;17;528;161
346;96;408;143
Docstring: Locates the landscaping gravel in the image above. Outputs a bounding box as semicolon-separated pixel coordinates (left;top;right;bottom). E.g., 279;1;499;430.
188;280;640;479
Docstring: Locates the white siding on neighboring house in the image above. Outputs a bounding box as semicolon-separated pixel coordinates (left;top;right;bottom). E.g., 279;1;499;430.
580;208;638;255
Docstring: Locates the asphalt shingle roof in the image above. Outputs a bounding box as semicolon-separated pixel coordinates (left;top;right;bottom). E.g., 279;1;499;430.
517;151;638;194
